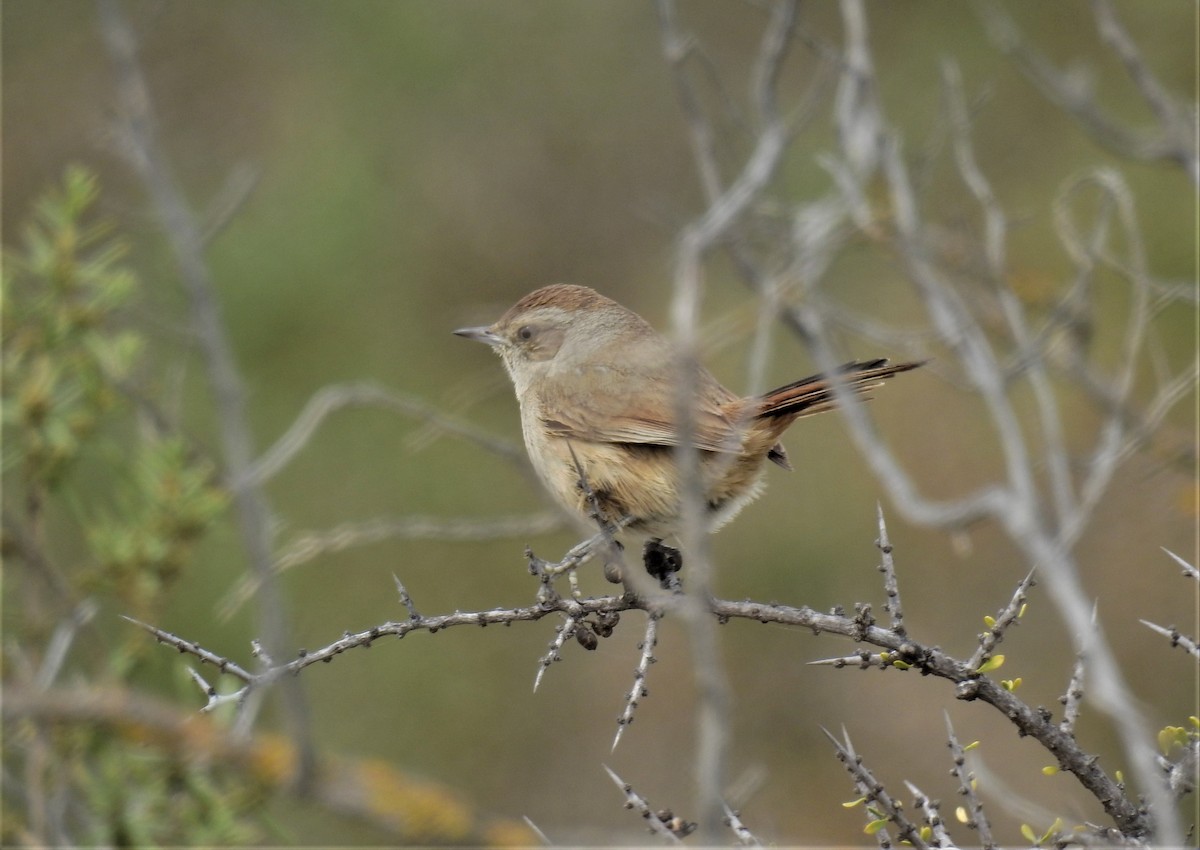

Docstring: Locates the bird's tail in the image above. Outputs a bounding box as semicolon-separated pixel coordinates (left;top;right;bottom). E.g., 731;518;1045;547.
756;359;925;420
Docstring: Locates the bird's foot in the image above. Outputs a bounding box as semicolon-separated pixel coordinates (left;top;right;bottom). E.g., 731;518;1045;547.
643;539;683;592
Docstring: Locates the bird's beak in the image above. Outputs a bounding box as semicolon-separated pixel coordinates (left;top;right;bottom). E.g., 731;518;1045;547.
453;326;504;347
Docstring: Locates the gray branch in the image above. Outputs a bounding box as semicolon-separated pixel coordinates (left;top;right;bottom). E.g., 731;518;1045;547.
95;0;315;778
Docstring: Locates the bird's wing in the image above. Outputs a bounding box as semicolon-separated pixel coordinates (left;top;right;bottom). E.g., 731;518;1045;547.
537;361;743;454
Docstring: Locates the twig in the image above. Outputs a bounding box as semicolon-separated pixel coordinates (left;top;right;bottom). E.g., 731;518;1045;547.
612;611;661;751
1052;170;1154;552
1059;651;1087;736
34;600;98;690
723;804;762;847
904;780;953;848
219;511;562;619
945;714;995;849
980;0;1199;182
874;503;905;635
242;382;527;487
968;569;1035;671
603;765;687;843
1090;0;1198;184
199;162;260;247
1162;547;1200;581
122;616;254;682
808;649;893;670
185;667;245;714
532;615;578;693
1139;621;1200;659
521;816;552;846
823;726;926;848
944;57;1080;534
392;575;420;620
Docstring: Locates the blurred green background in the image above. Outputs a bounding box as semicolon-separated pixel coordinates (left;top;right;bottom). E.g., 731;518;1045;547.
4;0;1195;844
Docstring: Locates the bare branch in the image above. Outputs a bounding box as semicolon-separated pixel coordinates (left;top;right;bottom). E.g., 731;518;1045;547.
521;816;552;846
532;615;578;694
1139;620;1200;659
980;0;1199;182
657;1;804;832
874;503;905;635
612;612;660;751
218;512;562;620
392;574;420;620
35;600;98;690
603;765;689;843
943;57;1079;531
243;381;527;488
95;0;313;775
1052;170;1154;551
198;162;260;247
1059;651;1088;736
723;804;762;847
1162;547;1200;581
1090;0;1199;184
121;615;254;682
185;667;246;714
904;780;954;848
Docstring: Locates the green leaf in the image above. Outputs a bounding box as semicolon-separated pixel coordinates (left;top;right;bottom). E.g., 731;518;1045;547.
1158;726;1187;754
1041;817;1063;842
976;654;1005;673
864;818;889;835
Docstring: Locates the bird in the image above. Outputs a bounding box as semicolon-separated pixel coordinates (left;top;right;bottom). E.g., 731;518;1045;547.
455;284;922;577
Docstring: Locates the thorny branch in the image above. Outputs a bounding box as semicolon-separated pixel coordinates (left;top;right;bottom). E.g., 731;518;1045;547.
657;0;1192;842
1140;560;1200;660
824;726;926;848
612;611;661;751
104;0;1192;844
945;714;996;849
132;510;1175;841
603;765;694;843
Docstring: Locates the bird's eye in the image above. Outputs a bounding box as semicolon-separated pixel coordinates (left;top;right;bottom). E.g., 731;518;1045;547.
517;325;534;341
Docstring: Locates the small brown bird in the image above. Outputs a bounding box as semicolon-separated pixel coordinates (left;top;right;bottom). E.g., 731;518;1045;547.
455;284;921;546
